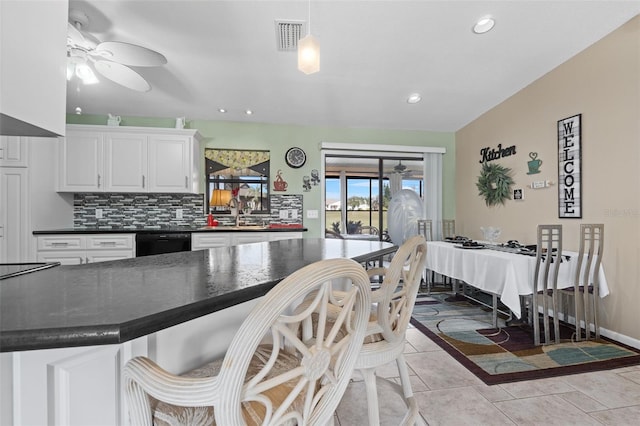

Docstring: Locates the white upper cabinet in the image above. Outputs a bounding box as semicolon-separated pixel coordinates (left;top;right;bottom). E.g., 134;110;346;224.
0;0;68;137
148;134;193;193
104;133;148;192
58;131;103;192
58;125;201;194
0;136;28;167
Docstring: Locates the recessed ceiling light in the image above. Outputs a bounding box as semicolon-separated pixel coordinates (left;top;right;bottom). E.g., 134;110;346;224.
245;109;253;115
407;93;422;104
473;16;495;34
218;108;226;113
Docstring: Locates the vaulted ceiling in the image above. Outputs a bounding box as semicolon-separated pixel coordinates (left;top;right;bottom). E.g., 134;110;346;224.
66;0;640;132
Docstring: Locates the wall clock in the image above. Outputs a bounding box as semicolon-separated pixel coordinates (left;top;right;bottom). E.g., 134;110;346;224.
285;147;306;168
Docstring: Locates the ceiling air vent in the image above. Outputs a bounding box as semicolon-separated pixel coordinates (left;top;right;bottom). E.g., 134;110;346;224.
275;20;305;51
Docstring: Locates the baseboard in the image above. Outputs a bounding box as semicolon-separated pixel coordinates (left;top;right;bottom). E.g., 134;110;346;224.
555;311;640;350
600;328;640;351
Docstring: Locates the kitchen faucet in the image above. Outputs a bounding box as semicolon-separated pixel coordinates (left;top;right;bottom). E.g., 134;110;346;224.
228;197;241;227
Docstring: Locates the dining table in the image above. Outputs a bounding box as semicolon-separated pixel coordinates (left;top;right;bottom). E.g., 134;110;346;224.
425;240;609;325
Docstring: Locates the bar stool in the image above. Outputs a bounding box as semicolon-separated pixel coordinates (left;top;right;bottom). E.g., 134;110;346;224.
417;219;434;293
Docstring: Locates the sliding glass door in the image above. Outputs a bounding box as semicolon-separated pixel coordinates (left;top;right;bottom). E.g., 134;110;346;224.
324;155;424;239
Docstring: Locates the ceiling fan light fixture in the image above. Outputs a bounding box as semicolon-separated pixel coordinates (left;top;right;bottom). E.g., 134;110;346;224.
298;34;320;74
75;62;99;84
407;93;422;104
473;16;495;34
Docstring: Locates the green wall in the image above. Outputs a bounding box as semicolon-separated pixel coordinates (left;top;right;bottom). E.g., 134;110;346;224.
67;114;456;237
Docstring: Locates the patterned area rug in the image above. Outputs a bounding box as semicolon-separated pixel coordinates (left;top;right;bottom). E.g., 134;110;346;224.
410;292;640;385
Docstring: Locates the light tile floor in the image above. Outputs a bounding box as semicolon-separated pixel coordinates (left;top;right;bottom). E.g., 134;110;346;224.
336;323;640;425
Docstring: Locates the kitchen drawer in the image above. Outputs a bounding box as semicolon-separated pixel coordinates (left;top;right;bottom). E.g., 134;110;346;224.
37;236;85;251
37;251;86;265
191;233;229;250
86;234;134;250
269;232;302;241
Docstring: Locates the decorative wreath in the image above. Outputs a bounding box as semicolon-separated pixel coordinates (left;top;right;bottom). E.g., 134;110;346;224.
476;162;514;206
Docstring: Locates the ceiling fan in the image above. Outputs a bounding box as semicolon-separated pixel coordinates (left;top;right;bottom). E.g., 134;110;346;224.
391;160;414;176
66;9;167;92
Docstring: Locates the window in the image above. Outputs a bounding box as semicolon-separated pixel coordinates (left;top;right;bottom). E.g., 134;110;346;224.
205;149;270;213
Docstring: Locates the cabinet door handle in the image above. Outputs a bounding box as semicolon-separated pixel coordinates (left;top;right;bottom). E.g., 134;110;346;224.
185;176;188;188
97;174;101;188
52;242;69;247
142;175;146;188
99;241;116;246
0;147;4;159
79;257;84;264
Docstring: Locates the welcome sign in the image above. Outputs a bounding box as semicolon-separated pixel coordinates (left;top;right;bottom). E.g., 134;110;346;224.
557;114;582;218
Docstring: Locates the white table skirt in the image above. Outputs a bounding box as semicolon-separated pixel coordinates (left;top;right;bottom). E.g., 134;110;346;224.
425;241;609;318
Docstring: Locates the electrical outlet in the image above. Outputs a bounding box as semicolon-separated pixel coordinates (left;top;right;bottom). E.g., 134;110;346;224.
291;209;298;219
176;209;183;219
95;209;103;219
279;210;289;219
306;209;319;219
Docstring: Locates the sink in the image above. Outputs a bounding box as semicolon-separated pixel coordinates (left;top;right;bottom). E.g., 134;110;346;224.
198;225;267;231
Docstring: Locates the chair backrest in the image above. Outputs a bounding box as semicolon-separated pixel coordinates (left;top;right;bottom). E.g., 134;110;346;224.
534;224;563;293
442;219;455;239
358;225;379;235
417;219;432;241
325;228;344;239
215;258;371;425
575;224;604;290
375;235;428;343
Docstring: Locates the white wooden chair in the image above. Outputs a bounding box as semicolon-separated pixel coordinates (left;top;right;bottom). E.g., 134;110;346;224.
294;236;427;425
123;258;372;425
532;224;563;346
560;224;604;341
357;235;427;425
417;219;435;293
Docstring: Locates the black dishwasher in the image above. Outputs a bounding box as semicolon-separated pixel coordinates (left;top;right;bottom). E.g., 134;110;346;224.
135;233;192;257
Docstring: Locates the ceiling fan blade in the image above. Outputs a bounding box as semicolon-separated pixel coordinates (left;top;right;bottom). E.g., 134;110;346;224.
95;41;167;67
94;60;151;92
67;22;85;45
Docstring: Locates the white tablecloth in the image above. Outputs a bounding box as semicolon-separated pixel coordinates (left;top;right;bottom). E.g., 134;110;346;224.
425;241;609;318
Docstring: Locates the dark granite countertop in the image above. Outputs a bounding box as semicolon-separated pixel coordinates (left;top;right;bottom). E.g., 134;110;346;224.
33;226;307;234
0;239;395;352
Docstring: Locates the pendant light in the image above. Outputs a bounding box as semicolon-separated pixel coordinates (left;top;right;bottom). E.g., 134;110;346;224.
298;0;319;74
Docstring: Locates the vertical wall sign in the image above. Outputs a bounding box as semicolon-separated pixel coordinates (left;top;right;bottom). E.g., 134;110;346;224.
557;114;582;218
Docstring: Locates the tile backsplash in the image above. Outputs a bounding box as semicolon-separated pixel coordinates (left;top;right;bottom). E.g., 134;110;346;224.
74;193;206;228
73;193;303;229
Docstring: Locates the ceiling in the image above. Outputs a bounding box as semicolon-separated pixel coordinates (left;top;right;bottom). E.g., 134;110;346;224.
66;0;640;132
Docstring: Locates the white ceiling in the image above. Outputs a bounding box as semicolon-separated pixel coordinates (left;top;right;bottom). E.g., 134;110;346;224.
66;0;640;132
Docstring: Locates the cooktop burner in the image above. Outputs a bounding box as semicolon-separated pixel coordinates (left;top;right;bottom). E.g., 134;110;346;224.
0;262;61;280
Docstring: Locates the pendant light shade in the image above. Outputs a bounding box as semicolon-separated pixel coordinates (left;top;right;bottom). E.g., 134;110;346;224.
298;34;320;74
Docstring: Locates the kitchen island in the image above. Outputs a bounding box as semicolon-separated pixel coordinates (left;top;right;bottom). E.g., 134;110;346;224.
0;238;395;426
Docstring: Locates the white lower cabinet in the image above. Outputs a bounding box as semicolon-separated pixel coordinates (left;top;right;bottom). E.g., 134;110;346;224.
0;299;259;426
191;232;303;250
36;234;135;264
